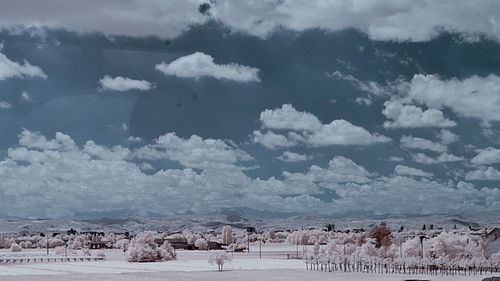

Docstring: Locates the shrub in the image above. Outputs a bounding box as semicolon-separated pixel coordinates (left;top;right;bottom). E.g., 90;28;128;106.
10;243;22;252
126;231;176;262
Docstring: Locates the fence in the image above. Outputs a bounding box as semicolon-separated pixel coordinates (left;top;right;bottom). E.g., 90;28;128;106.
0;256;105;264
305;257;499;276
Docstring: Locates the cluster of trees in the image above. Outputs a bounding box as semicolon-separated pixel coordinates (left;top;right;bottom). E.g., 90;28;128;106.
126;231;176;262
299;224;500;275
0;232;131;253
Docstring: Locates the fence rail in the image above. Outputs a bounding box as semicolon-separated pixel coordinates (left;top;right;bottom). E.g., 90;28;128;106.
0;256;105;264
305;259;499;276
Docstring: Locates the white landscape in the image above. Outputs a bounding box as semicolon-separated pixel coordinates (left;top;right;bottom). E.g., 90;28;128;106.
1;223;500;281
0;248;497;281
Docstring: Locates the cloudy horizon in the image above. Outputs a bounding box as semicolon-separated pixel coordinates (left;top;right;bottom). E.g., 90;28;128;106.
1;1;500;219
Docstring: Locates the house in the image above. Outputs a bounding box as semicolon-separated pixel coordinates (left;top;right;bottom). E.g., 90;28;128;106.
67;228;77;236
164;237;195;250
486;228;500;243
207;241;227;250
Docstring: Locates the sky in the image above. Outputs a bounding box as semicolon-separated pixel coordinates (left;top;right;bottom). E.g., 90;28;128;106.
1;0;500;219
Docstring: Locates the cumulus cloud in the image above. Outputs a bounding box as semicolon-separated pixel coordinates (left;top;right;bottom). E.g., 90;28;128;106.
471;147;500;165
394;165;433;178
0;100;11;109
155;52;260;83
260;104;322;132
405;74;500;124
255;104;391;149
1;1;500;42
277;151;312;162
210;0;500;41
284;156;373;185
0;48;47;80
284;156;500;215
0;130;330;217
437;129;459;144
20;91;34;102
412;152;465;165
382;100;456;129
18;129;76;151
465;167;500;180
135;132;253;170
83;140;130;161
98;75;154;92
1;131;499;217
252;131;296;150
0;0;206;38
307;120;391;146
400;135;447;153
389;156;404;162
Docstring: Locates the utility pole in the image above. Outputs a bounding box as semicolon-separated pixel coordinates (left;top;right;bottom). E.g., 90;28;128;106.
46;234;49;255
259;234;262;259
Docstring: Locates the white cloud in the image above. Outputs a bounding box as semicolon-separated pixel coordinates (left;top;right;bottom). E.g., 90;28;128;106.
252;131;296;150
20;91;34;102
327;71;386;96
0;0;206;38
255;104;391;149
400;135;447;153
0;48;47;80
209;0;500;41
465;167;500;180
1;131;499;218
394;165;433;178
98;75;154;92
135;132;253;170
406;74;500;124
331;177;500;215
307;119;391;146
277;151;312;162
260;104;322;132
18;129;76;151
355;97;373;106
1;1;500;42
284;156;373;185
127;136;143;143
471;147;500;165
0;130;330;217
437;129;459;144
412;152;464;165
83;140;130;161
382;100;456;129
155;52;260;83
0;100;12;109
389;156;404;162
283;156;500;215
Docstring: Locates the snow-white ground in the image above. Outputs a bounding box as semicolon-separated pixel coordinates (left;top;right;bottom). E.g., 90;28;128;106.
0;246;497;281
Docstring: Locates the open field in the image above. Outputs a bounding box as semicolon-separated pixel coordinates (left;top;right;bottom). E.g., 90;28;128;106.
0;246;497;281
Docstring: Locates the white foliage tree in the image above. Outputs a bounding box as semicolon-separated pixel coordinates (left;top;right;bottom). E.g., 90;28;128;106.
222;225;233;245
208;250;232;271
195;238;208;250
9;243;22;252
126;231;176;262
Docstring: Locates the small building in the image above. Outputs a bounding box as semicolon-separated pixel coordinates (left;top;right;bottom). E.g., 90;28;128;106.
207;241;227;250
165;237;195;250
486;228;500;243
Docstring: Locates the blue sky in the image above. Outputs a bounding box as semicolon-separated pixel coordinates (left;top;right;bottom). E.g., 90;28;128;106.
1;1;500;218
